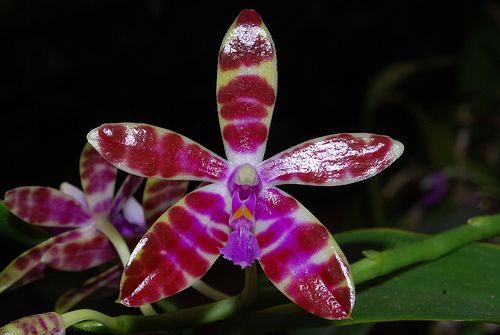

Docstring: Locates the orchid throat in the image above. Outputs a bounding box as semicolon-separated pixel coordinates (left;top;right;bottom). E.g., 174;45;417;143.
221;164;262;268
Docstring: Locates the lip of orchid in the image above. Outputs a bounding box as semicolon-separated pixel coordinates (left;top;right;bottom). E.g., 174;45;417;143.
220;164;263;267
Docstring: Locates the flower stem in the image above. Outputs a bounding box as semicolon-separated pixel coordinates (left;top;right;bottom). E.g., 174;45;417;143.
351;214;500;284
95;218;156;316
71;298;243;334
61;309;119;330
240;263;258;305
95;218;131;267
192;280;230;300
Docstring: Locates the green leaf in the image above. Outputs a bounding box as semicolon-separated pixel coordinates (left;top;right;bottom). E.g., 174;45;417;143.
348;242;500;324
238;229;500;332
0;200;49;246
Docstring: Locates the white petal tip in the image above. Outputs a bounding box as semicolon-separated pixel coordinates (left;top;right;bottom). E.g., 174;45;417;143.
391;139;405;160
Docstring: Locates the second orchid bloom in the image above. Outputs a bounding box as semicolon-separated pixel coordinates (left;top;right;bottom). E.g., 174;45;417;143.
87;10;403;319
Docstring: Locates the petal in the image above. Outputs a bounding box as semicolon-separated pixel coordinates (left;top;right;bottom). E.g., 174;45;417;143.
122;197;145;228
87;123;231;182
255;187;355;320
0;312;64;335
119;183;231;307
80;143;117;215
0;239;54;293
42;227;116;271
4;187;93;227
258;133;404;186
59;182;87;208
216;10;277;165
55;265;121;313
110;175;144;217
142;178;189;226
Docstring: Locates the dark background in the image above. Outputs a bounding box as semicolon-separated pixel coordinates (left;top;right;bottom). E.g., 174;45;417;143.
1;0;499;333
0;0;473;194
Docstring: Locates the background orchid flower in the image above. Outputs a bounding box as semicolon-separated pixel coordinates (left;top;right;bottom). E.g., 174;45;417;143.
87;9;404;320
0;143;145;294
54;177;189;312
0;312;64;335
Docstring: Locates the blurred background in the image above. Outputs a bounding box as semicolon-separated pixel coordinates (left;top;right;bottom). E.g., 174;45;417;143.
1;0;500;333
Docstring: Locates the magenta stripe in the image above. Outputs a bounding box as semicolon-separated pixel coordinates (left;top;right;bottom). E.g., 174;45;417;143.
168;206;223;255
185;191;229;225
256;217;294;249
162;224;210;277
259;223;328;283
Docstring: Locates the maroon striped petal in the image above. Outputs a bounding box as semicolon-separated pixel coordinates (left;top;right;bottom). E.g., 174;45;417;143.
259;133;404;186
55;265;121;313
87;123;231;182
110;175;144;217
255;187;355;320
0;239;54;294
42;227;116;271
119;183;231;307
4;187;93;227
0;312;64;335
142;178;189;226
217;10;277;165
0;226;110;293
80;143;117;215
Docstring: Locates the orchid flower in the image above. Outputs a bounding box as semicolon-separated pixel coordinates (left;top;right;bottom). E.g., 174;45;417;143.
87;9;404;320
0;143;147;294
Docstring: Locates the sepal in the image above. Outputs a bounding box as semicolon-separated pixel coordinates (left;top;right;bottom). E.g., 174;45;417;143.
0;312;64;335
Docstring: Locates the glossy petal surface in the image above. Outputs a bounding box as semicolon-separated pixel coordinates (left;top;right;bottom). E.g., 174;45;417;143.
119;183;231;306
217;10;277;165
255;187;355;319
79;143;117;215
0;312;64;335
55;265;121;313
110;175;143;217
259;133;404;186
142;178;189;226
4;187;93;227
88;123;231;182
42;228;115;271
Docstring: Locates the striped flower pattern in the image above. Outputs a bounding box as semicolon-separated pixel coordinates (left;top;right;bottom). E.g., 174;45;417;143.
0;312;65;335
0;144;144;294
87;10;404;319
